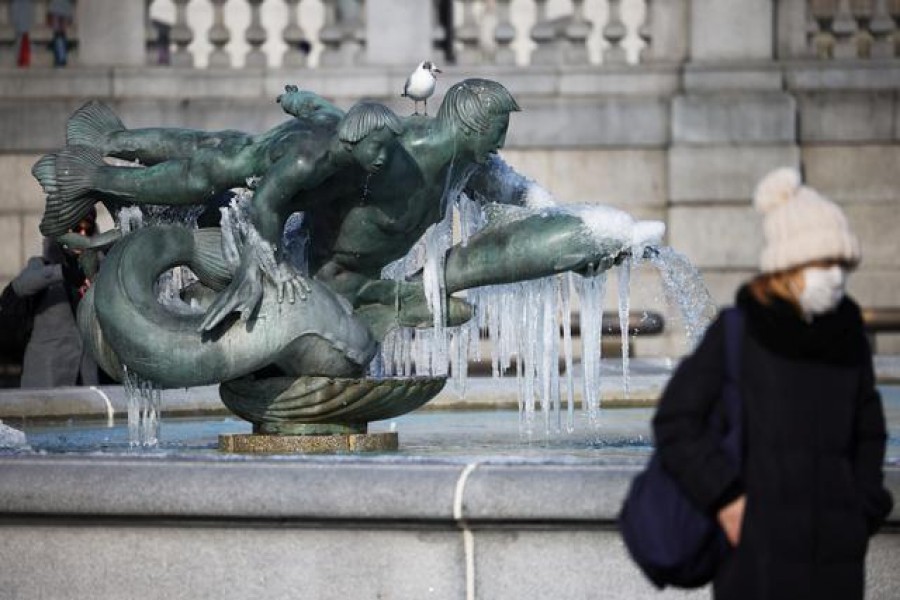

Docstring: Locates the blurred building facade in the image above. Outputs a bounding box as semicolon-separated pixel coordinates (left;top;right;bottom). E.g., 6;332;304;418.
0;0;898;354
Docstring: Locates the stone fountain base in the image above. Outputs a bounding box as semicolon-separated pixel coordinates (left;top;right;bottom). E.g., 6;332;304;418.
217;374;446;454
1;455;897;600
219;431;398;454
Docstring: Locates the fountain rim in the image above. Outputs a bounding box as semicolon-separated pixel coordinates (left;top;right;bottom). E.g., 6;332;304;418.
0;454;898;525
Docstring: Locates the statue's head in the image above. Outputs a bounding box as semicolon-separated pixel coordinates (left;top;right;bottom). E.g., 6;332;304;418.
338;102;404;174
437;79;521;163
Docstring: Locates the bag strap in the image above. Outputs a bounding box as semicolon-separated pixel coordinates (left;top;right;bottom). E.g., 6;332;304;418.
722;308;744;388
720;307;745;467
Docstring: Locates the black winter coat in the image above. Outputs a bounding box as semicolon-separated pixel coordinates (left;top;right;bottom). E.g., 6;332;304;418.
653;287;893;600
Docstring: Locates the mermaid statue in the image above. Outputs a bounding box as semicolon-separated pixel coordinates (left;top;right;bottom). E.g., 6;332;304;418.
32;79;664;441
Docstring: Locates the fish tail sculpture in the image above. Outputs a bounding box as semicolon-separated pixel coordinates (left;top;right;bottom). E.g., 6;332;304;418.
65;99;126;148
33;145;107;238
84;225;378;388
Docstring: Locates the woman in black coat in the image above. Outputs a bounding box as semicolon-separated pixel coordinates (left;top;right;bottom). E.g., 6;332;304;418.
653;167;893;600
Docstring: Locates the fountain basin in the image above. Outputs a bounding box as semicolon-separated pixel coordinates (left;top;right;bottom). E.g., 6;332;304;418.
1;372;898;599
0;453;898;600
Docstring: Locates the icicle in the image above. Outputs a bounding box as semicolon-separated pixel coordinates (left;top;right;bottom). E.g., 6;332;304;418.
282;211;309;275
561;273;576;433
421;219;451;374
540;277;561;434
617;255;632;399
367;343;385;378
123;365;161;448
451;326;470;396
117;205;144;234
402;327;413;377
456;192;487;246
577;268;606;428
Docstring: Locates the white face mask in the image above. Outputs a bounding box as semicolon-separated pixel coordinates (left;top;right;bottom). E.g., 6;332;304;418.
798;265;847;317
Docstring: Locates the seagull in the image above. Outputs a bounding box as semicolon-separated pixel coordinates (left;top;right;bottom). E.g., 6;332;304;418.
401;61;441;116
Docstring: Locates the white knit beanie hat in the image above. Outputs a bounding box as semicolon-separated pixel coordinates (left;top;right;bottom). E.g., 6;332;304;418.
754;167;861;274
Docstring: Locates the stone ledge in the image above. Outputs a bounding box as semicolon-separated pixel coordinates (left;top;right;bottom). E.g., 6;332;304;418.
683;64;783;92
0;455;896;523
785;61;900;91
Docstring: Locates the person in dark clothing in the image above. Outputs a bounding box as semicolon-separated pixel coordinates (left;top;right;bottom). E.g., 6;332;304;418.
5;210;102;387
653;167;893;600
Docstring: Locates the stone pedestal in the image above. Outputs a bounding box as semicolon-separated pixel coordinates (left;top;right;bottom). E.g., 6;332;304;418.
76;0;145;67
365;0;432;66
690;0;773;62
219;432;399;454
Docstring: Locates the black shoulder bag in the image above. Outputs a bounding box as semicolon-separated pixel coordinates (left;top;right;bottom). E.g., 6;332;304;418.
619;308;744;589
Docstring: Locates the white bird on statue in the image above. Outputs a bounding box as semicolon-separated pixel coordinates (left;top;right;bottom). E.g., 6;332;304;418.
401;61;441;116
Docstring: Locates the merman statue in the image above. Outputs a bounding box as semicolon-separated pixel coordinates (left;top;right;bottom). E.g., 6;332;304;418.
32;79;664;439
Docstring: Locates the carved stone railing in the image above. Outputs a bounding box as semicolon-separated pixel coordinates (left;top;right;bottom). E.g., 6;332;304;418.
2;1;899;69
779;0;900;59
0;0;668;68
0;0;81;67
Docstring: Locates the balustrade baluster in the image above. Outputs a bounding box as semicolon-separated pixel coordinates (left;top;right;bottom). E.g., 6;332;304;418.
0;0;15;67
565;0;592;65
494;0;516;65
318;0;341;66
832;0;859;57
869;0;895;57
638;0;652;62
456;0;481;65
806;2;822;58
531;0;561;65
889;0;900;56
30;0;52;66
431;0;447;63
282;0;309;67
171;0;195;66
245;0;267;68
851;0;875;57
603;0;627;64
208;0;231;68
145;0;159;65
319;0;363;67
349;0;366;66
810;0;838;59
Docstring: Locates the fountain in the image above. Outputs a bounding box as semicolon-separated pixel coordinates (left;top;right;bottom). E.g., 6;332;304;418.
2;79;897;600
30;78;669;453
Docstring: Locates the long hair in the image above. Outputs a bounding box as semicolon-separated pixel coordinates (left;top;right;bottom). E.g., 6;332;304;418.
337;102;404;144
436;78;520;134
749;267;805;313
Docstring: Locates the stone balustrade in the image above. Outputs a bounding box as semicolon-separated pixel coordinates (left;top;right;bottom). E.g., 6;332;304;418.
4;1;897;69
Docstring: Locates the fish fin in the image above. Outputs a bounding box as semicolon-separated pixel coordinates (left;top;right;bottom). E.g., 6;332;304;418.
34;145;104;238
66;100;124;148
191;228;233;291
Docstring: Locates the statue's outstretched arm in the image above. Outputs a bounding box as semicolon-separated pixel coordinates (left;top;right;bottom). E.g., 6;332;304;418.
444;212;611;293
443;206;665;294
464;155;557;209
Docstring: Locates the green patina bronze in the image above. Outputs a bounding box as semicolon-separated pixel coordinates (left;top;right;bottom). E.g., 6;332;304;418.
32;79;656;441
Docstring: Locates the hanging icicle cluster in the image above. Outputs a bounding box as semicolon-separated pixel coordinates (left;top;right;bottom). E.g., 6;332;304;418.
372;158;716;438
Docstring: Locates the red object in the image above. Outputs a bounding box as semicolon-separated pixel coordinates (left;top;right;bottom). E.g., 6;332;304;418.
17;32;30;67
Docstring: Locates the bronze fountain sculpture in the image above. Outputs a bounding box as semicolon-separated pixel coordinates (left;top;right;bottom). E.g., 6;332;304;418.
32;78;664;452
